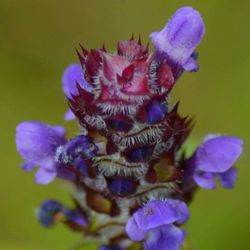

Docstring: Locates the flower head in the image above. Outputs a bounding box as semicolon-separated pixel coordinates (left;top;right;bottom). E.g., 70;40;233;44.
15;5;244;250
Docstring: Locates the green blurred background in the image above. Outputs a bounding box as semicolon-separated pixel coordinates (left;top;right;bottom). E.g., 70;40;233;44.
1;0;250;249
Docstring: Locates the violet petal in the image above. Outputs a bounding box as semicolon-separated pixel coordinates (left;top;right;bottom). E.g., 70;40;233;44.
64;109;75;121
62;64;92;99
218;167;238;189
195;135;243;173
193;171;216;189
35;168;57;185
150;6;205;70
126;217;147;241
144;224;185;250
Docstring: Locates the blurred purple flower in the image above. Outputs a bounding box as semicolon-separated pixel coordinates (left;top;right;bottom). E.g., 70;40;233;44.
150;6;205;71
37;200;63;227
55;135;98;166
62;64;92;121
38;200;88;228
64;209;88;227
16;121;74;184
126;199;189;250
190;135;243;189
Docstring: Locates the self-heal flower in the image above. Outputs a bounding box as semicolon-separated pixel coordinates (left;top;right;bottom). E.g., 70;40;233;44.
16;121;68;184
191;135;243;189
126;199;189;250
55;135;98;165
16;5;244;250
37;200;64;227
37;200;88;228
150;6;205;71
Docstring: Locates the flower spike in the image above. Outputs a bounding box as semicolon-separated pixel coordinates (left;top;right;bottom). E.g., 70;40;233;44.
15;6;243;250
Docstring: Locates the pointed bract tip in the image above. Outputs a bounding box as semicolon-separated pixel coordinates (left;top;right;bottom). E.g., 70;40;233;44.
138;35;142;45
79;43;89;56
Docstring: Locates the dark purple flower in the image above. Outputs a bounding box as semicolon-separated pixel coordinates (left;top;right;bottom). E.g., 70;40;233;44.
191;135;243;189
98;245;122;250
62;64;92;121
107;178;136;196
150;6;205;71
146;100;168;124
16;121;67;184
37;200;63;227
55;135;98;164
126;199;189;250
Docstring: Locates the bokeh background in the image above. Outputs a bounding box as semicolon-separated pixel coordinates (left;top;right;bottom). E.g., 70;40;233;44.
1;0;250;249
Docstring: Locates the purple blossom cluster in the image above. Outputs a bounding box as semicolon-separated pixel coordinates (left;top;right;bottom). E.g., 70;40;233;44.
15;6;243;250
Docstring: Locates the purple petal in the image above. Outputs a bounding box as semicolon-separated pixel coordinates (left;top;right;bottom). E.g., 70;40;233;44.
146;101;168;124
133;200;176;230
150;6;205;70
71;158;87;175
126;217;147;241
107;178;136;196
64;209;88;227
16;121;66;164
98;245;123;250
193;171;216;189
165;199;190;224
62;64;92;99
218;167;238;189
64;109;75;121
56;164;76;181
52;125;67;138
21;161;36;172
183;56;199;72
132;199;188;231
55;135;98;164
144;224;185;250
195;136;243;173
37;200;63;227
35;168;57;185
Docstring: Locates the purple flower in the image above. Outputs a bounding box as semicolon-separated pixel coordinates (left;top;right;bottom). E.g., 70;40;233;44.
150;6;205;71
126;199;189;250
37;200;63;227
16;121;74;184
190;135;243;189
38;200;88;228
62;64;92;121
55;135;98;164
